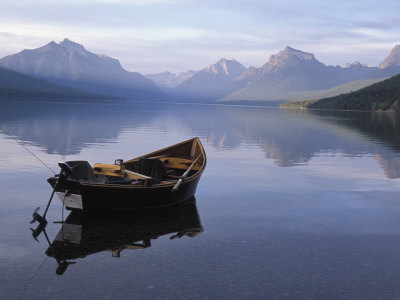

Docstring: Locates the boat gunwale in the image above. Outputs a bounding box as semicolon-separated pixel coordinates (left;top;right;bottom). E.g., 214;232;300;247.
75;137;206;189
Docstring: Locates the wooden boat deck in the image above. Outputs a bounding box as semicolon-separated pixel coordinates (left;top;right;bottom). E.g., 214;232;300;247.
92;137;206;187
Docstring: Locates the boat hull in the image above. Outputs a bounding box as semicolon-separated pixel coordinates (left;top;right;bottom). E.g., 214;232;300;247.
48;169;202;211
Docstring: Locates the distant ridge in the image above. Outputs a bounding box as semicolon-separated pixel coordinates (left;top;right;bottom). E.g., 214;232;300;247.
283;77;387;102
0;39;164;100
172;58;247;101
146;70;197;89
0;67;119;101
281;73;400;112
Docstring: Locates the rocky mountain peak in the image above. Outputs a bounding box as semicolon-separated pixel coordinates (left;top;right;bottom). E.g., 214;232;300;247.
204;58;246;77
48;41;58;47
39;41;60;51
344;61;368;68
379;45;400;69
260;46;324;74
267;46;316;67
58;38;87;54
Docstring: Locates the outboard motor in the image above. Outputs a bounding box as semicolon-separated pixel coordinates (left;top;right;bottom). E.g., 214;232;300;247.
58;161;75;176
30;161;78;239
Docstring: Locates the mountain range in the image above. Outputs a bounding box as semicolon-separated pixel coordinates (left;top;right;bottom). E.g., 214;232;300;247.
223;47;400;102
1;39;400;104
147;46;400;103
0;39;164;100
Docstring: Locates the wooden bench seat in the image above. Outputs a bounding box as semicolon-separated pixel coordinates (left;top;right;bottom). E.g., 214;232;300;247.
158;157;201;171
93;163;153;186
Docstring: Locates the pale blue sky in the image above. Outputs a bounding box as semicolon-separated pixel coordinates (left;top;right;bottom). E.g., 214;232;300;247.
0;0;399;73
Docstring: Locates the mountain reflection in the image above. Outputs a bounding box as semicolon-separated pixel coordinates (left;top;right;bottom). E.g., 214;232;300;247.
43;199;202;275
0;101;160;155
282;109;400;178
1;100;399;178
215;107;400;178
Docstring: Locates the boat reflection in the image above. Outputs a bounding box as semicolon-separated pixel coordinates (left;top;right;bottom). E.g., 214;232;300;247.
43;198;203;275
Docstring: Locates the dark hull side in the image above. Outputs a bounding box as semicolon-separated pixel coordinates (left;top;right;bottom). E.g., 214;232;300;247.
47;175;202;211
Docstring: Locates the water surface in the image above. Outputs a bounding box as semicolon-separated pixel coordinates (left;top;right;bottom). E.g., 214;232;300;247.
1;100;400;299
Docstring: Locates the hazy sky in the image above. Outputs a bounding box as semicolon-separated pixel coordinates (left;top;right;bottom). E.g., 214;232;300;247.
0;0;399;73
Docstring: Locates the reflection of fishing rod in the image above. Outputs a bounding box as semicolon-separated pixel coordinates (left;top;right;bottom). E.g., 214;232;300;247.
1;129;56;174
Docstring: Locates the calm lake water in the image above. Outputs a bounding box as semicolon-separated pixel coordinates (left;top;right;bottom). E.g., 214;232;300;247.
1;100;400;299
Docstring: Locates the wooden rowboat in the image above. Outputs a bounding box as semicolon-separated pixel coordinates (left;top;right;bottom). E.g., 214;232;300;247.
47;137;206;211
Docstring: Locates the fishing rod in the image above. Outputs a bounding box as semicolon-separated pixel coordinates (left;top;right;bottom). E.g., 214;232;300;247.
1;129;56;174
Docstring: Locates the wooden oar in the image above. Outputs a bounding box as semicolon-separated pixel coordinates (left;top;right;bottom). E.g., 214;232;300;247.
171;155;201;192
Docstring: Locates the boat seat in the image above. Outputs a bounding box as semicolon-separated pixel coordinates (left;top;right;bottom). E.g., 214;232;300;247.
96;174;132;185
138;158;166;185
64;161;105;183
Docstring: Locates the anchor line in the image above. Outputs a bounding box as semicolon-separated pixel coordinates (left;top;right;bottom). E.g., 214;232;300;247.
2;129;56;175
